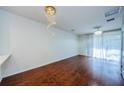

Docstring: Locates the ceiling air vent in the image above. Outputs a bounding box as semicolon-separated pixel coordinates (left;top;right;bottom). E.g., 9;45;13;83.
106;18;115;22
105;7;121;17
105;7;121;22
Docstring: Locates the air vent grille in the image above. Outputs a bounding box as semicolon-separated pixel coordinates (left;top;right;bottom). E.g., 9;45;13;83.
105;7;121;17
106;18;115;22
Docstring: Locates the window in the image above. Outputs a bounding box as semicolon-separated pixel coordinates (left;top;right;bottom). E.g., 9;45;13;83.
79;30;121;63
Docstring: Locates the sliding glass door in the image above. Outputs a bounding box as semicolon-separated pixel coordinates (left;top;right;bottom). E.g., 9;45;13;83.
79;30;121;65
93;31;121;64
103;31;121;62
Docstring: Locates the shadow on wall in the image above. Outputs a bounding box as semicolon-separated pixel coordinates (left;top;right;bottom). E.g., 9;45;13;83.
1;55;16;78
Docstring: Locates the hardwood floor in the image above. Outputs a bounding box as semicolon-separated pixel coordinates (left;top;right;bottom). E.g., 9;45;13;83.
0;55;124;86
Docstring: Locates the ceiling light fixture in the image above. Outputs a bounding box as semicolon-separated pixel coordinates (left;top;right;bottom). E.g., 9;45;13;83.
44;6;56;29
94;30;102;35
94;26;102;35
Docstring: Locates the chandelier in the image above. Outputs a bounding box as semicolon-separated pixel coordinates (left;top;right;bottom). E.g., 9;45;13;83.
44;6;56;29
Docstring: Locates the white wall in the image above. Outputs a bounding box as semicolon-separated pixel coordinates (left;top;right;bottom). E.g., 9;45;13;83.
0;11;10;55
79;33;93;57
79;35;89;56
0;10;79;77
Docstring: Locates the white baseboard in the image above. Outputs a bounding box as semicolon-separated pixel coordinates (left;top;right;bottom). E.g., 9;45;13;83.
3;54;79;78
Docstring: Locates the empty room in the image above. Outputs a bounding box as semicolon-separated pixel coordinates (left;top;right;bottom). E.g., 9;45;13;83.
0;6;124;86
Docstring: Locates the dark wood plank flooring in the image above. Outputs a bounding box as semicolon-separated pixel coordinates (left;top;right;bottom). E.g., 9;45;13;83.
0;55;124;86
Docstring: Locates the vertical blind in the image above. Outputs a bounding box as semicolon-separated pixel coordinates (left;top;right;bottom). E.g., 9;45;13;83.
79;30;121;62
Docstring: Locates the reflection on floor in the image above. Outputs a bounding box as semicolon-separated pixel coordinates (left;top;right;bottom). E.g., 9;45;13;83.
0;55;124;86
